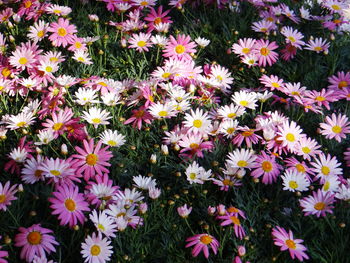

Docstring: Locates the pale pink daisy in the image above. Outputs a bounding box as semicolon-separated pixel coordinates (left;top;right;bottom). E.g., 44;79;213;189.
9;46;36;71
259;74;285;91
272;226;309;261
89;210;117;238
251;20;276;33
163;34;197;60
81;232;113;263
328;71;350;90
49;184;90;228
311;153;342;183
14;224;58;262
27;20;49;42
128;32;152;52
319;113;350;142
177;204;192;218
300;189;335;217
294;137;321;161
72;139;113;181
232;38;256;57
304;37;330;54
281;26;305;49
48;18;77;47
21;155;45;184
0;181;17;211
277;121;304;152
253;39;279;67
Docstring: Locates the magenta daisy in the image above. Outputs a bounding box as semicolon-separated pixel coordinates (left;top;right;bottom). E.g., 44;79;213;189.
72;139;113;181
163;34;197;60
47;18;77;47
272;226;309;262
253;39;279;67
319;113;350;142
251;151;282;184
217;213;246;240
328;71;350;90
185;233;219;259
49;184;90;228
0;181;18;211
144;6;172;32
0;242;8;263
300;189;335;217
14;224;58;262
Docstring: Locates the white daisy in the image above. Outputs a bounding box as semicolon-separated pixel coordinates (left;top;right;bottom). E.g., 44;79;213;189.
133;175;157;190
217;103;245;120
74;88;99;105
195;37;210;48
6;111;35;130
81;232;113;263
226;148;256;169
99;129;126;147
183;108;212;134
218;119;239;138
82;107;112;128
101;92;121;106
8;147;27;163
281;170;310;192
89;210;117;238
231;90;258;110
148;102;176;119
35;129;55;145
322;175;340;193
277;121;304;151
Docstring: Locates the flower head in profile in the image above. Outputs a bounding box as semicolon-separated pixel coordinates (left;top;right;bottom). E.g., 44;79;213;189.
272;226;309;261
14;224;58;262
0;181;18;211
185;233;219;258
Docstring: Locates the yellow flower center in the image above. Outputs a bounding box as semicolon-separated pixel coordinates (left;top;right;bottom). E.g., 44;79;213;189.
90;245;101;256
289;180;298;189
271;82;280;88
24;1;32;8
331;4;340;10
64;198;76;212
285;239;296;249
314;202;326;211
189;172;197;180
137;40;146;47
140;1;148;5
50;170;61;176
315;96;325;102
97;223;105;231
37;30;45;38
323;181;330;191
227;207;239;213
227;113;236;118
0;194;6;203
1;68;11;77
237;160;247;167
175;44;186;54
242;47;250;54
216;75;223;81
227;127;235;134
239;100;248;107
50;57;59;62
314;46;322;52
260;47;270;56
53;9;61;14
288;36;296;43
45;66;53;73
230;216;241;225
286;133;295;142
262;161;273;172
162;72;171;79
332;125;342;134
193;119;202;128
158;110;168;117
16;121;27;127
338;81;348;89
107;140;117;146
75;42;82;49
57;27;67;37
291;91;300;96
27;231;42;245
199;235;212;245
321;166;330;176
242;130;253;137
190;143;199;149
222;179;231;186
295;163;306;173
86;153;98;166
302;147;311;154
92;118;101;124
154;17;162;25
53;122;63;131
19;57;28;65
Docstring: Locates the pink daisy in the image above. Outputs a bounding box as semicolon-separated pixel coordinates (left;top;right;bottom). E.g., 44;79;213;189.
253;39;279;67
251;151;282;184
310;153;342;183
319;113;350;142
304;89;336;110
232;38;256;57
49;184;90;228
304;37;330;54
272;226;309;261
232;127;261;148
217;213;246;240
0;242;8;263
9;46;36;71
259;74;285;91
72;139;113;181
163;34;197;61
0;181;17;211
128;33;152;52
124;106;153;130
14;224;58;262
144;6;172;32
281;44;298;61
299;189;335;217
47;18;77;47
281;26;305;49
328;71;350;90
185;233;219;258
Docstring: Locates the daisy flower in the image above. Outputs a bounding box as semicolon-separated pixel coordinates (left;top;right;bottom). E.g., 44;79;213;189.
183;109;212;135
48;18;77;47
45;4;72;16
322;175;340;193
99;129;126;147
72;138;113;181
253;39;279;67
304;37;330;54
148;101;177;119
241;54;258;67
251;151;282;184
163;34;197;60
178;132;214;159
72;50;93;65
281;26;305;49
281;170;310;192
14;224;58;262
133;174;157;190
49;184;90;228
185;234;219;259
319;113;350;142
177;204;192;218
212;175;242;191
259;74;285;91
272;226;309;262
185;161;212;184
233;127;261;148
128;32;152;52
195;37;210;48
300;189;335;217
231;38;256;57
226;148;256;170
9;47;36;71
89;210;117;238
217;103;245;120
27;20;49;42
82;107;112;128
21;155;45;184
251;20;275;33
38;157;78;186
0;181;17;211
294;137;321;161
218;119;239;138
81;232;113;263
231;90;258;110
304;89;336;110
218;213;246;240
124;106;153;130
208;64;233;92
144;6;172;33
114;188;144;206
74;88;99;106
277;121;304;152
328;71;350;90
5;111;35;130
311;153;342;183
281;82;307;97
